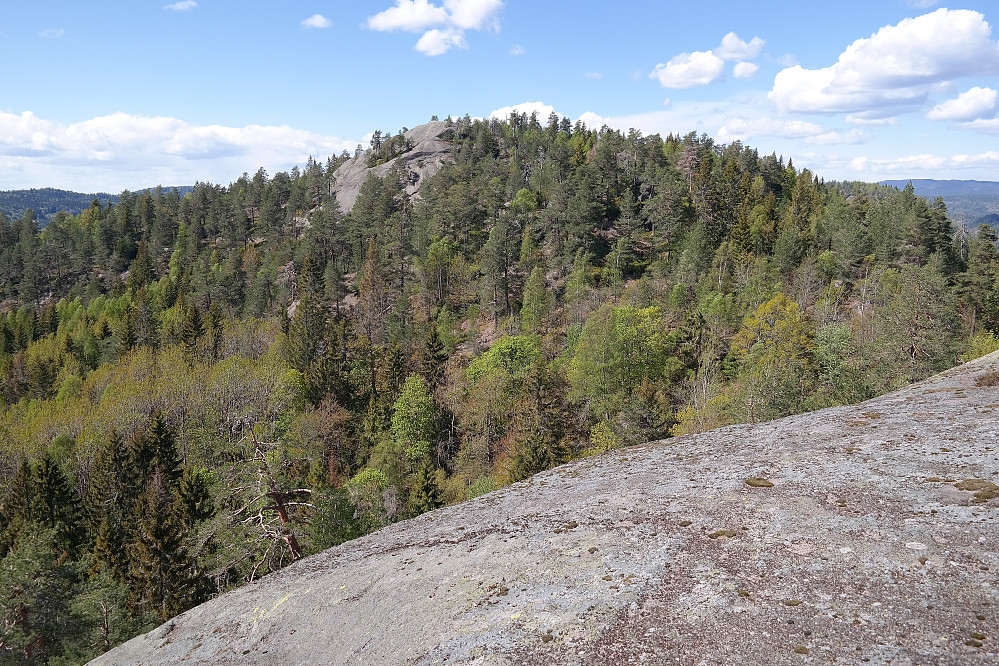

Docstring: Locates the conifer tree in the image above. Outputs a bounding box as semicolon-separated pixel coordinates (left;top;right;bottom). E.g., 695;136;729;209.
127;472;193;621
31;453;84;556
410;460;443;515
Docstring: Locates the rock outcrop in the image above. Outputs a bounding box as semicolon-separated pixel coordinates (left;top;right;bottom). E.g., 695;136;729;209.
92;353;999;665
329;121;452;213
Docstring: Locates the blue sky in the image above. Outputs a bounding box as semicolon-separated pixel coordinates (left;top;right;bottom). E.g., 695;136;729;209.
1;1;998;192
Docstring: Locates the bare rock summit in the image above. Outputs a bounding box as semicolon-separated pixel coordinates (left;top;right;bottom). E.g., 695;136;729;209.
91;353;999;665
329;121;452;213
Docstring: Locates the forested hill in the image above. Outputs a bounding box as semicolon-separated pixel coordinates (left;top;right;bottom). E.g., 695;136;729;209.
0;186;194;227
879;179;999;226
1;114;999;663
0;188;119;227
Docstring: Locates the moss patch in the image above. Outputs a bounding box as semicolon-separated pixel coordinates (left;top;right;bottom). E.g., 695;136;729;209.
708;530;738;539
975;371;999;387
954;479;999;502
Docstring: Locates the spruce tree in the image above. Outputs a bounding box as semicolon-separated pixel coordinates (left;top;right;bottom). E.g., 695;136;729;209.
410;460;443;515
127;473;193;621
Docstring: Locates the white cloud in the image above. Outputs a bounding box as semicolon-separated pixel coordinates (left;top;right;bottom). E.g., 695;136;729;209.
367;0;448;31
367;0;503;55
770;9;999;117
927;87;997;122
0;110;358;192
578;111;613;130
965;117;999;134
650;32;763;89
444;0;503;31
716;117;850;143
732;61;758;79
39;28;64;39
715;32;764;61
584;72;603;80
509;43;525;56
952;150;999;166
416;28;466;55
650;51;725;88
848;150;999;178
301;14;332;29
163;1;197;11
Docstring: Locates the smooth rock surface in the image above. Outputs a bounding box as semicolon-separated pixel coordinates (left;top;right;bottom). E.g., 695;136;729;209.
329;121;452;213
92;353;999;665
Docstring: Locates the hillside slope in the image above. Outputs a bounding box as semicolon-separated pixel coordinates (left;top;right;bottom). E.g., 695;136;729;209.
880;179;999;226
91;352;999;665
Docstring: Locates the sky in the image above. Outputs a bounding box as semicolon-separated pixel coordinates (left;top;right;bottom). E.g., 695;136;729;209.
1;0;998;193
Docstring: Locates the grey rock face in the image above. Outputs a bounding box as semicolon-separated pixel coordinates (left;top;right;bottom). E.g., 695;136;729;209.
329;121;452;213
91;353;999;665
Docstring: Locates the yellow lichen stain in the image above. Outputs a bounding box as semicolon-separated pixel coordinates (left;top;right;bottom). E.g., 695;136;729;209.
271;593;293;612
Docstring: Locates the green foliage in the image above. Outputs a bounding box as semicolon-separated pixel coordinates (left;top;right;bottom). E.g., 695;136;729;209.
390;374;437;462
963;331;999;361
466;335;540;383
569;304;683;418
0;526;82;664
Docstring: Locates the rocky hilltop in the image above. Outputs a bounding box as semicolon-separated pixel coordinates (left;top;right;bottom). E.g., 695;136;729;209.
92;353;999;665
329;121;452;213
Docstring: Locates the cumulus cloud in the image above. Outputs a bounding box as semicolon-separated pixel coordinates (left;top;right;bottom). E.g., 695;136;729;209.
732;62;759;79
416;28;466;55
651;51;725;88
301;14;332;29
0;110;358;192
965;117;999;134
509;43;525;56
578;111;613;130
927;87;997;122
715;32;764;61
163;1;197;10
770;9;999;117
367;0;503;55
39;28;64;39
650;32;764;88
445;0;503;30
368;0;448;31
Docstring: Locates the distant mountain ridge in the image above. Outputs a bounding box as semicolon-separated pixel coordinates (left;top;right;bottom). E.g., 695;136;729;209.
880;179;999;227
0;186;194;226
